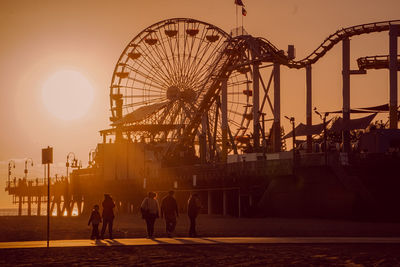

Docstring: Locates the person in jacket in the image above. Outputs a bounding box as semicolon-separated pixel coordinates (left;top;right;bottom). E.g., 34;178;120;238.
140;191;160;238
101;194;115;239
161;190;179;237
187;193;201;237
88;204;102;240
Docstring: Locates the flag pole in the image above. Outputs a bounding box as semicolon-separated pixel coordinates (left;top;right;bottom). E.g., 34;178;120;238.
241;9;243;35
236;4;238;35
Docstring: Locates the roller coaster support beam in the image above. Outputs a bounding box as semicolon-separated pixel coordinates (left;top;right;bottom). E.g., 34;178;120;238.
273;63;281;152
342;38;351;153
253;63;260;150
306;65;312;153
342;37;369;152
389;25;399;129
221;78;228;163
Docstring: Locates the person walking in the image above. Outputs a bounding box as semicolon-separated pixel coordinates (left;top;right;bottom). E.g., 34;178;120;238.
140;192;160;238
161;191;179;237
187;193;201;237
88;204;102;240
101;194;115;239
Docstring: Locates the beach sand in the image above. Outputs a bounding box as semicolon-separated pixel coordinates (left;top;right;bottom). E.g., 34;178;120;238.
1;214;400;242
1;215;400;265
1;244;400;266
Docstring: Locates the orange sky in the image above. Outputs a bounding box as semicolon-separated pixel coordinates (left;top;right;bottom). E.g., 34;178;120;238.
0;0;399;208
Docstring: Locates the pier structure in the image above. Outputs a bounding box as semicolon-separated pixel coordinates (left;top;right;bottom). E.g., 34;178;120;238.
5;176;83;216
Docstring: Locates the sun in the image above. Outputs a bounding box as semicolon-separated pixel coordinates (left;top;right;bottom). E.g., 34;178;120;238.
42;70;94;121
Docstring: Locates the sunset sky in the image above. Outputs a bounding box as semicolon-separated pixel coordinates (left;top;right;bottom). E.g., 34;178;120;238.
0;0;399;208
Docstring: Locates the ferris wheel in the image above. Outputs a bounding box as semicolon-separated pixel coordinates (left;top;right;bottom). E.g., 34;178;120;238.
109;18;253;155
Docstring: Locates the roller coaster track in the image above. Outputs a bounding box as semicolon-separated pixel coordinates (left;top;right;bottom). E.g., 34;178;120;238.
357;55;400;70
249;19;400;69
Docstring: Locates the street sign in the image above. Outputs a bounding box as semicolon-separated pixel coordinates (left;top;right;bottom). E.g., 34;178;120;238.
42;147;53;164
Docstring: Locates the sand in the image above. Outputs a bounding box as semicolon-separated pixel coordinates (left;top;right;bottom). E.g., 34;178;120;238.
1;244;400;266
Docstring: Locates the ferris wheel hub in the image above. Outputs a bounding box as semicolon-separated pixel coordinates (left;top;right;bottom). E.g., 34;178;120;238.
166;85;180;101
166;85;196;103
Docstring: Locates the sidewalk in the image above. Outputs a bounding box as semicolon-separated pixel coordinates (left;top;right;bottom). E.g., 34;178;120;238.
1;237;400;249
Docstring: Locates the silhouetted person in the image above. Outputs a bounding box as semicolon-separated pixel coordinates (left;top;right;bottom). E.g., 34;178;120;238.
187;193;201;237
88;204;102;240
140;192;160;238
161;191;179;237
101;194;115;239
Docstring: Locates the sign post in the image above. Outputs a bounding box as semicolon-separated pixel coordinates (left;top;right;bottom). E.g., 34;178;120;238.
42;146;53;248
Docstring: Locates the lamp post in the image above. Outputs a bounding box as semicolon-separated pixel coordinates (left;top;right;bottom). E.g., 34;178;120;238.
7;160;15;189
285;116;296;174
314;108;329;166
24;158;34;179
24;158;34;216
88;149;95;167
66;152;76;182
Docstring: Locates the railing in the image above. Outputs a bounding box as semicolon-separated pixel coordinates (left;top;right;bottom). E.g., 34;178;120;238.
5;176;68;192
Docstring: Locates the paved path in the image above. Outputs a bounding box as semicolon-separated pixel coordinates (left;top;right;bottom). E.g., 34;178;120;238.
1;237;400;249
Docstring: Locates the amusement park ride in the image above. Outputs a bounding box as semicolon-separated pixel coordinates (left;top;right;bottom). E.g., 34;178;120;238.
5;18;400;218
